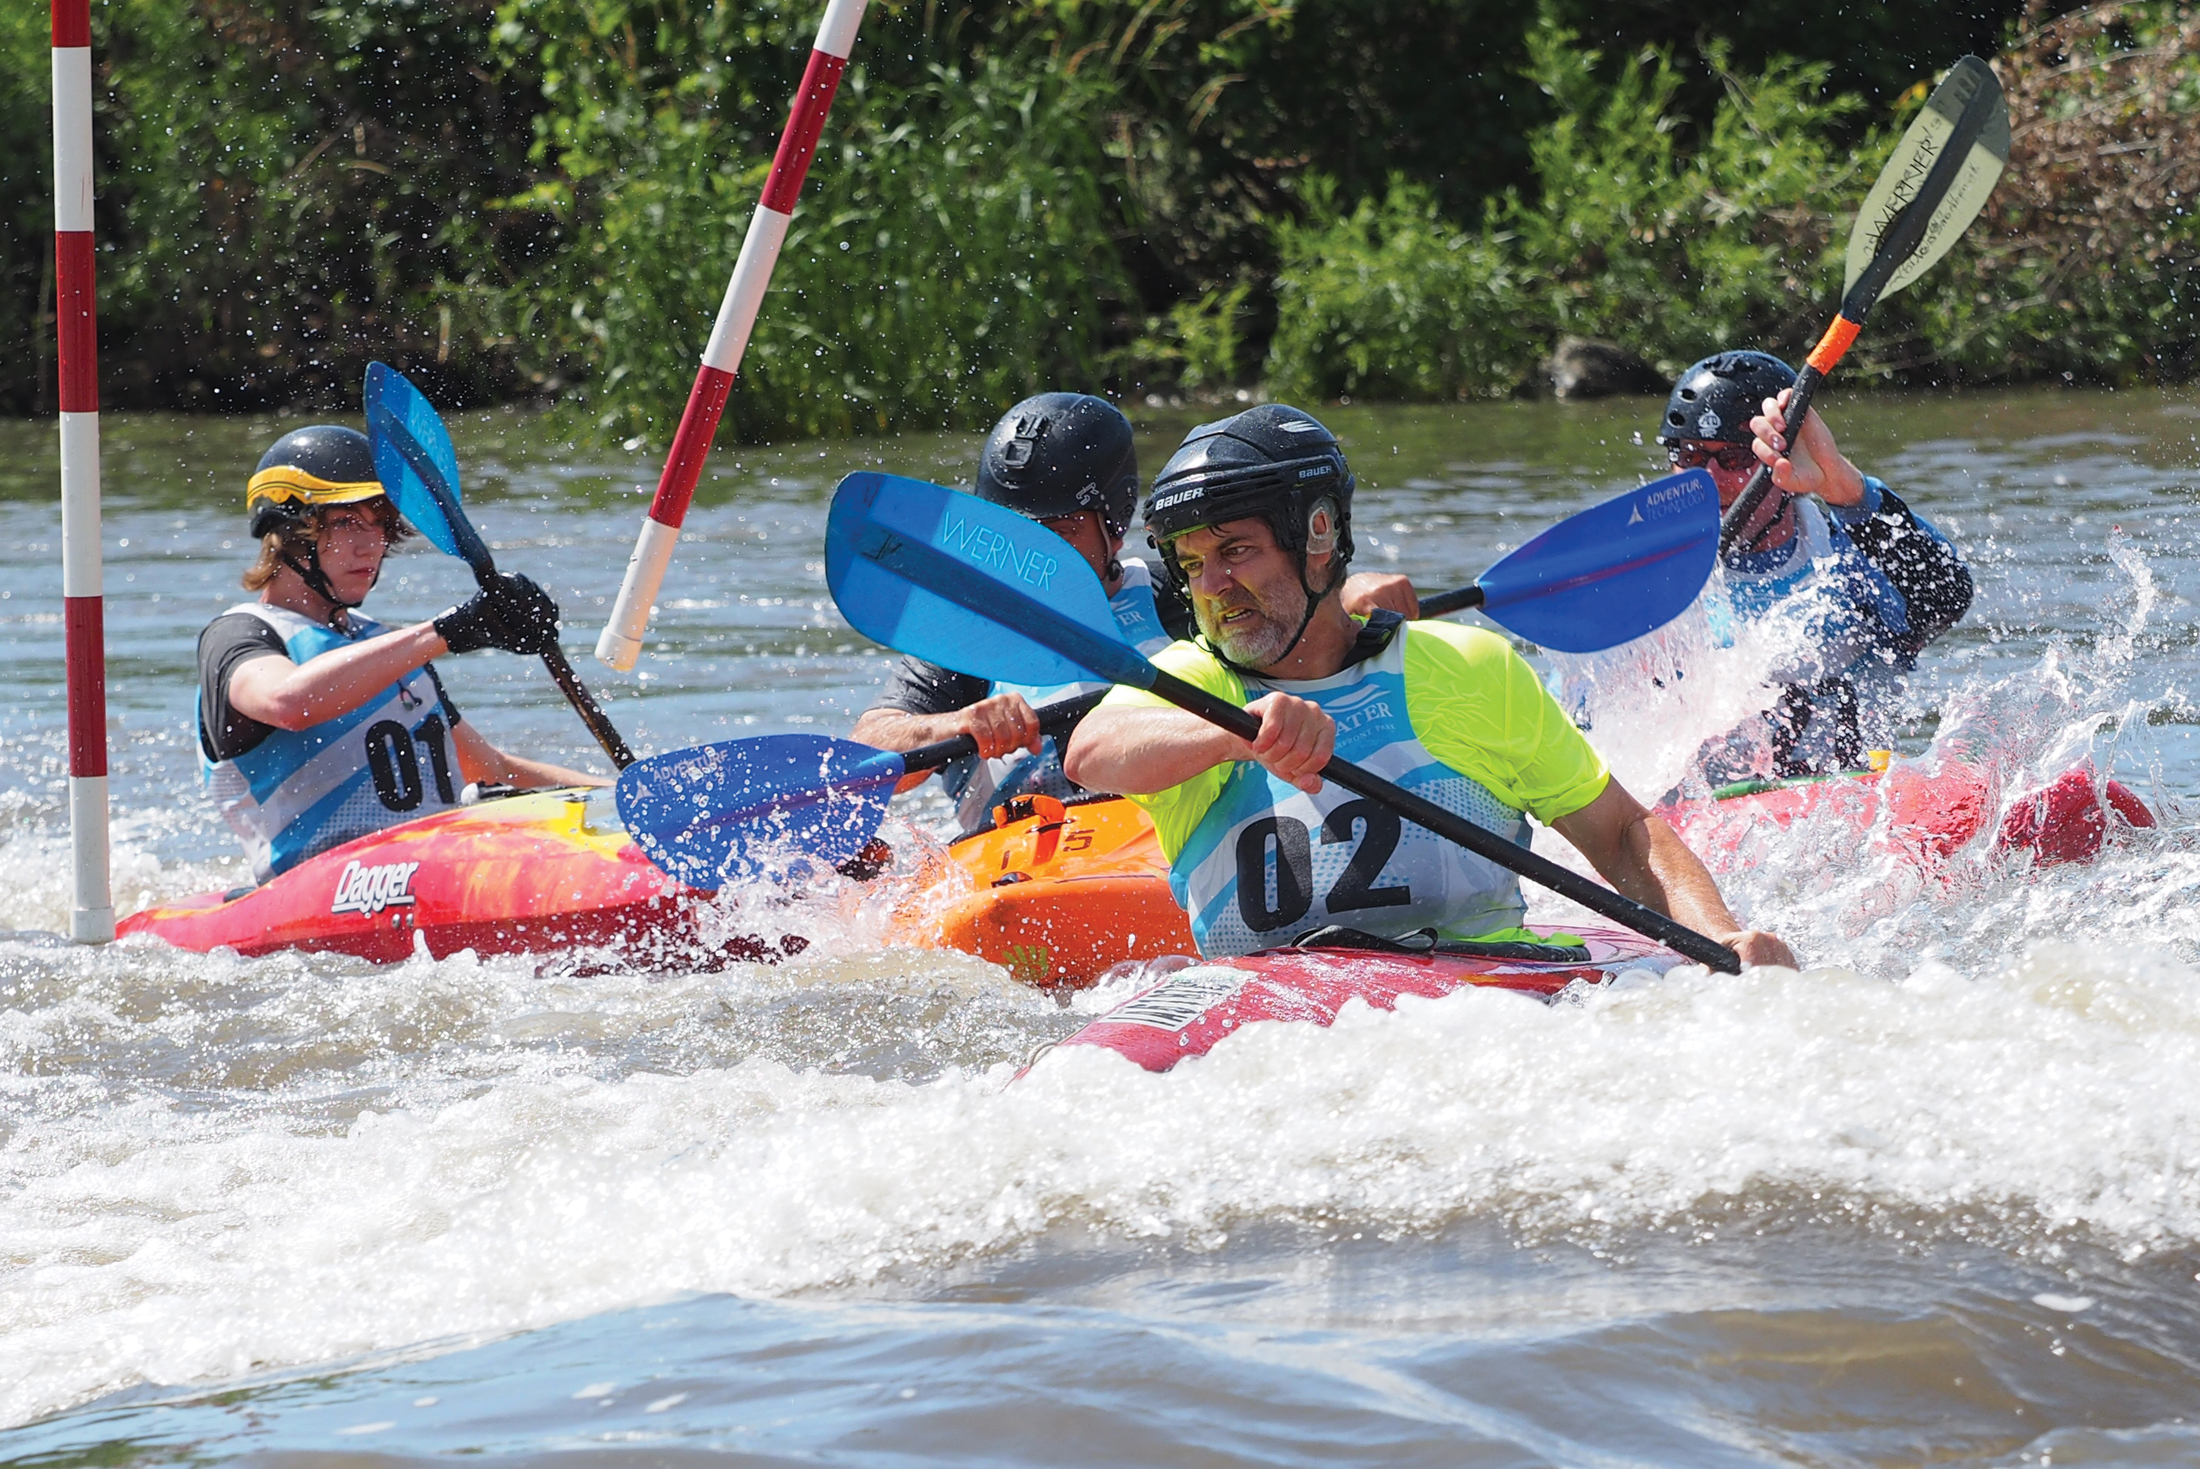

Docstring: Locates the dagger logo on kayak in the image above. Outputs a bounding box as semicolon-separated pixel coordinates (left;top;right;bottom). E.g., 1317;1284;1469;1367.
939;513;1059;589
331;859;421;916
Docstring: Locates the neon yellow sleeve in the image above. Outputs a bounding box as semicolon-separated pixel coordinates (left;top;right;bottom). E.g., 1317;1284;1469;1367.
1402;621;1610;824
1094;640;1248;860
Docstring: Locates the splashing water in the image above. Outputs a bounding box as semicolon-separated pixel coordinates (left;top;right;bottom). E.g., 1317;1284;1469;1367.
6;395;2200;1462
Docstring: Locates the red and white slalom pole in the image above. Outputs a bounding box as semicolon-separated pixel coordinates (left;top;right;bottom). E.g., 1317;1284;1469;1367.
595;0;869;670
52;0;113;943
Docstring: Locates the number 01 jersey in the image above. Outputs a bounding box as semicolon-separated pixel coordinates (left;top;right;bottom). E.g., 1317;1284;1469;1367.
197;603;465;882
1108;615;1611;957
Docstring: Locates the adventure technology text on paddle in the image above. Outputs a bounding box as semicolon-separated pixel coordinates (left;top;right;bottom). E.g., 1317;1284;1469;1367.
618;691;1104;888
1406;473;1717;645
1720;55;2009;557
364;363;637;770
824;472;1745;974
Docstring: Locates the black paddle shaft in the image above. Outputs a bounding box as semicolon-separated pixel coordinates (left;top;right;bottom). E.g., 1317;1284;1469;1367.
466;564;637;770
1417;585;1487;619
896;690;1110;776
1146;669;1744;973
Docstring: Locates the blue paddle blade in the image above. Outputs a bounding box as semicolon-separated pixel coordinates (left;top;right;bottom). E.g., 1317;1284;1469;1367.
826;472;1152;689
362;362;493;573
1475;470;1717;653
616;735;907;888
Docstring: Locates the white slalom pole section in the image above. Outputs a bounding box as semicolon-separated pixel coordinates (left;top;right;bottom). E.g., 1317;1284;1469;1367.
596;0;868;671
52;0;112;943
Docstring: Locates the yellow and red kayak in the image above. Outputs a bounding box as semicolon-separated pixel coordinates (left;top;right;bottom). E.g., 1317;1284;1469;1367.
119;788;1190;977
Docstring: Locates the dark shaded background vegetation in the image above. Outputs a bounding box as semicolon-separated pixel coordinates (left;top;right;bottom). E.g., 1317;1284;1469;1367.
4;0;2196;441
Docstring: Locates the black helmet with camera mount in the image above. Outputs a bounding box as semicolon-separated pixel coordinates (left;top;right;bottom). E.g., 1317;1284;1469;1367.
975;392;1139;540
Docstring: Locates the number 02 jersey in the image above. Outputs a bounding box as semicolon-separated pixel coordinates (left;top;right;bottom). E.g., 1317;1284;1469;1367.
1109;615;1611;957
197;603;465;882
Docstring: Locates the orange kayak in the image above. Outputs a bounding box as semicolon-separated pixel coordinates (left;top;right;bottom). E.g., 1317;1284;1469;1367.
894;793;1193;986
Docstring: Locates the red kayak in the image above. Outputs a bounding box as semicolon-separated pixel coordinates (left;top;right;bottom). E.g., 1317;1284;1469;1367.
1042;926;1678;1074
1664;757;2155;867
116;790;782;968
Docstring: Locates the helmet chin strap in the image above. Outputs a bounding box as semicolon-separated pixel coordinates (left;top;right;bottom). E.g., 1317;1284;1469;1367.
282;543;369;617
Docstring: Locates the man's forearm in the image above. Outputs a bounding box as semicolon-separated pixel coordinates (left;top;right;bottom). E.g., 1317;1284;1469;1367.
1555;783;1742;934
1063;707;1246;795
851;707;963;753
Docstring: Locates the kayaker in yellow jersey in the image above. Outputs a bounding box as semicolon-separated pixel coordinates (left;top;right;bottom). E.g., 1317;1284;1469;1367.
851;392;1415;837
1064;404;1795;968
199;425;602;882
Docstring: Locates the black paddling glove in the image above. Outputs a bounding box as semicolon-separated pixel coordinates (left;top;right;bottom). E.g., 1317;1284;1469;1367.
434;573;560;656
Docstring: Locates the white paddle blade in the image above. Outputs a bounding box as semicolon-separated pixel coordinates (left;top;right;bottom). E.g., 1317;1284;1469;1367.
1844;55;2010;300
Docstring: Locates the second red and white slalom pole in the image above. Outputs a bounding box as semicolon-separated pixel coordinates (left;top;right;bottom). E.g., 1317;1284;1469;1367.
52;0;113;943
595;0;868;671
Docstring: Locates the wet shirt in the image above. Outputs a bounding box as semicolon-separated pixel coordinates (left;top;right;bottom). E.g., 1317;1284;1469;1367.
1715;478;1970;773
1102;615;1610;955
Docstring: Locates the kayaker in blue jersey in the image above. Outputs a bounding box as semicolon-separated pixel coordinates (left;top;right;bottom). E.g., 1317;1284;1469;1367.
1064;404;1794;969
198;425;601;882
851;392;1416;837
1659;350;1974;776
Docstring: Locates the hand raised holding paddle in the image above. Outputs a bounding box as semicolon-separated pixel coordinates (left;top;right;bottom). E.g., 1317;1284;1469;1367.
364;363;637;770
1721;55;2009;556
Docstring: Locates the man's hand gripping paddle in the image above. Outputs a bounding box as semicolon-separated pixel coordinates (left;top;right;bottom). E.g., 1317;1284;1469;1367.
1410;473;1718;646
616;691;1103;889
824;472;1743;974
1721;55;2008;557
363;363;636;770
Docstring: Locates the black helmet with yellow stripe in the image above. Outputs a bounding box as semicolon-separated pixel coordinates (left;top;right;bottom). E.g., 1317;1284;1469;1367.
246;425;386;539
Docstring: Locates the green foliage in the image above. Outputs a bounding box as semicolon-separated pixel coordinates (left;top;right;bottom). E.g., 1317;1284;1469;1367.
10;0;2200;430
52;0;549;408
0;5;52;413
1266;23;1863;401
1887;1;2200;384
493;0;1136;441
1267;180;1535;401
1129;280;1255;392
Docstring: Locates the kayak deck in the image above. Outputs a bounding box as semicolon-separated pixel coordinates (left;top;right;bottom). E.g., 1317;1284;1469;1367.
118;790;792;968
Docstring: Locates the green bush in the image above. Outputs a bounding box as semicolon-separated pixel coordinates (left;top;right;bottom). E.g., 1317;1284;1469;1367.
1889;1;2200;384
491;0;1136;442
1266;179;1536;401
1265;23;1863;400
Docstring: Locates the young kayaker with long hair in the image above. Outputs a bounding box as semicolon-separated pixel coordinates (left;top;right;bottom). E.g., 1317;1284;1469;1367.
199;425;602;882
850;392;1415;837
1064;404;1794;968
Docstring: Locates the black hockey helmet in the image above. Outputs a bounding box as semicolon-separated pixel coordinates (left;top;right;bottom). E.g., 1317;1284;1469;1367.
1142;404;1355;593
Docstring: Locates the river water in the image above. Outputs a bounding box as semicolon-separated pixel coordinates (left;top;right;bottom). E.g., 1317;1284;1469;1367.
3;390;2200;1465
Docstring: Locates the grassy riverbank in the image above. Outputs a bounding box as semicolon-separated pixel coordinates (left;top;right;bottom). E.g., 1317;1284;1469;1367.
4;1;2196;440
